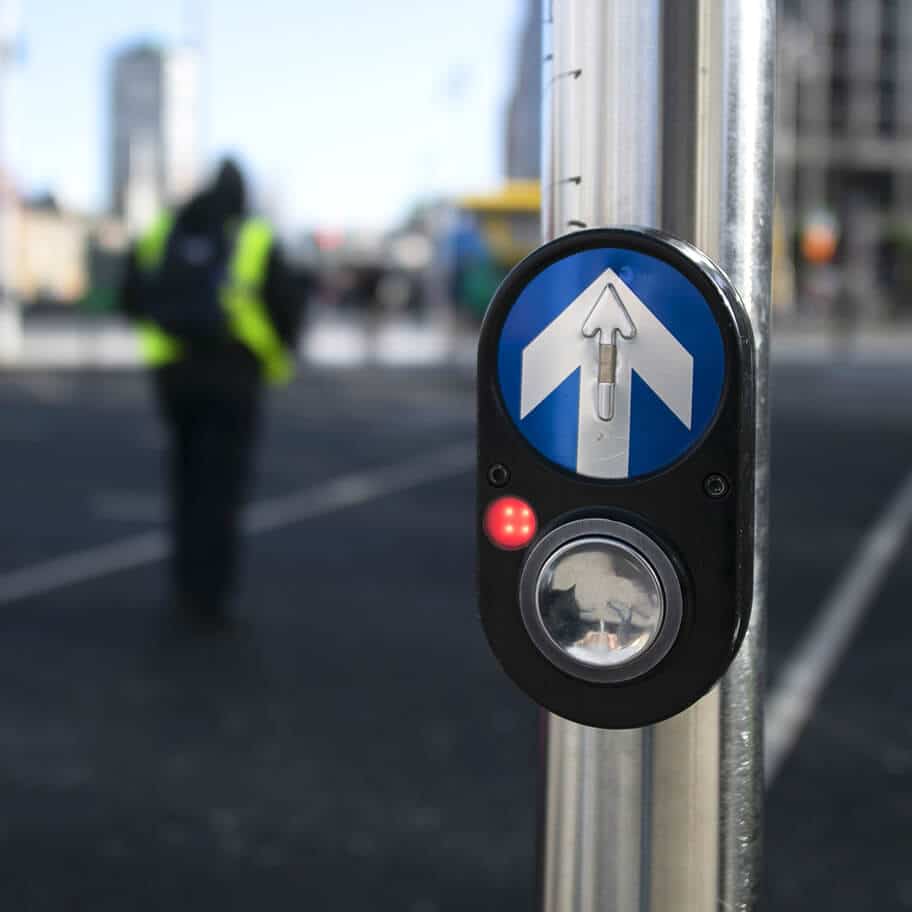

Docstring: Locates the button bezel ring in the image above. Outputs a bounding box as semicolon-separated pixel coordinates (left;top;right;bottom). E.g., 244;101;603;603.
519;518;684;684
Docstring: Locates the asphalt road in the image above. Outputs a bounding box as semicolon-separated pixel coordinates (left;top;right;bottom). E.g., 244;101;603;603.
0;358;910;910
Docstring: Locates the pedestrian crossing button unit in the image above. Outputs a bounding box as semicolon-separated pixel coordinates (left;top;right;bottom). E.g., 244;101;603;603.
477;227;756;729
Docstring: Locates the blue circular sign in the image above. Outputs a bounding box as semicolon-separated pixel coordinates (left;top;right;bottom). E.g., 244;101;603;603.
497;246;726;480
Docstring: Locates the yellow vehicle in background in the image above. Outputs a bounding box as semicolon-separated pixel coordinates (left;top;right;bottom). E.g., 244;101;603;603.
448;180;540;320
447;180;798;321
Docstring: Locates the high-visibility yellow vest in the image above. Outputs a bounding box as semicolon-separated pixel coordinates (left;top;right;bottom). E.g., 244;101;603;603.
134;213;294;385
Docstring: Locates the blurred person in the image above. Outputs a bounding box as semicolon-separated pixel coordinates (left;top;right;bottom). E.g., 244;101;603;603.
118;159;303;629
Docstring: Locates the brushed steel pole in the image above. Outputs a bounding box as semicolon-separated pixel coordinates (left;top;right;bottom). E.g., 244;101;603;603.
540;2;774;910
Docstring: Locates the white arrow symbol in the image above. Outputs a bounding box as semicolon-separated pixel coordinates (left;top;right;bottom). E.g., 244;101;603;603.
581;281;637;422
520;268;694;479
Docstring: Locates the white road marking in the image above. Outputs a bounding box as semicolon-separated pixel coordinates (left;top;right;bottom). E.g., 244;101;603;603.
27;425;912;785
243;442;473;534
765;467;912;784
0;443;474;606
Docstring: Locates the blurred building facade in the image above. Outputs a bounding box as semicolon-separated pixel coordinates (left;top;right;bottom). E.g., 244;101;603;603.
778;0;912;319
109;43;201;234
504;0;542;180
12;196;89;304
0;190;128;309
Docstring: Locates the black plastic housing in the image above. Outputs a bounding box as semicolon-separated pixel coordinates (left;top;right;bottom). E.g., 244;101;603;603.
477;227;755;729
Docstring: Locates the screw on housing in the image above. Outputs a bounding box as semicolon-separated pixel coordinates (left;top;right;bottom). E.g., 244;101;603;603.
487;463;511;487
704;473;730;498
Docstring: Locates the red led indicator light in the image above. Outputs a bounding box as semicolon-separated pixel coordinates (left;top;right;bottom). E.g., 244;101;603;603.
484;497;538;550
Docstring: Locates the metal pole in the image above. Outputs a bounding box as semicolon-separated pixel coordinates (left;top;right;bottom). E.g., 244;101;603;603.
540;2;774;910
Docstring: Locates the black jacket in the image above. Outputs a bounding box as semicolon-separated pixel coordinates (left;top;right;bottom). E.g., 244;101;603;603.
118;178;304;351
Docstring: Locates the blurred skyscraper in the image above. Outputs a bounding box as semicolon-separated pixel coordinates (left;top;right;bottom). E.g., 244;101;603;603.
778;0;912;318
504;0;541;180
109;43;201;233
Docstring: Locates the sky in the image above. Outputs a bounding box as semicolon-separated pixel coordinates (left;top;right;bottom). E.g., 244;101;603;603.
5;0;526;230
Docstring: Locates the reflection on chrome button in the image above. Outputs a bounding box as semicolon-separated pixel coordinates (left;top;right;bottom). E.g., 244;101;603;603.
536;537;665;668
